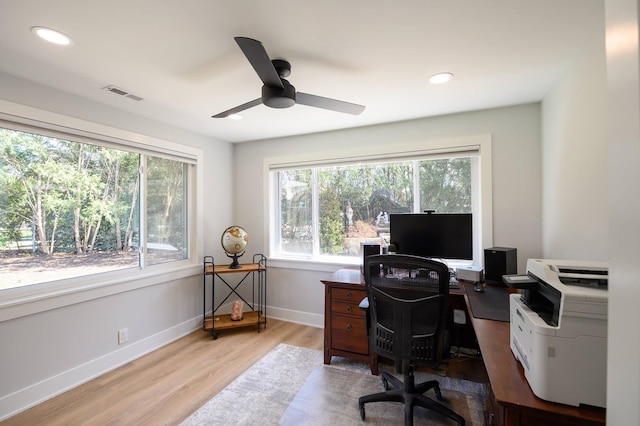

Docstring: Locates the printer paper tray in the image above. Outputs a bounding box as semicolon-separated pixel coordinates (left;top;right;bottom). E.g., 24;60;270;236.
503;274;538;289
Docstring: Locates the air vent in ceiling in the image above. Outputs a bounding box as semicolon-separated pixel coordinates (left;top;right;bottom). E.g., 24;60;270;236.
102;85;144;101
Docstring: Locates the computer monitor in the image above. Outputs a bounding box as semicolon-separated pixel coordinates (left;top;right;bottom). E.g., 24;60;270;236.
389;213;473;260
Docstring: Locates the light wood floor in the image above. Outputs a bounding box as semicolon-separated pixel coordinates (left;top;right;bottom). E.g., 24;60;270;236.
3;319;488;425
2;319;324;426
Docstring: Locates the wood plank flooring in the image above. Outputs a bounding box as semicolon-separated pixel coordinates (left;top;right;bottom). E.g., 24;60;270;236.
2;319;323;426
2;319;488;425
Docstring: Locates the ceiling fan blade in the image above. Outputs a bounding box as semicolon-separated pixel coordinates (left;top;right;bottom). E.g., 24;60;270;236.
234;37;283;89
296;92;365;115
212;98;262;118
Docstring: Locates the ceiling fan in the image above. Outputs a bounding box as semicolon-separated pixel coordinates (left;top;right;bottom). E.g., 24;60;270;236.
212;37;365;118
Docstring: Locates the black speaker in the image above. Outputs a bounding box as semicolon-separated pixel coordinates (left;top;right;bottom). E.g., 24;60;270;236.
361;242;380;274
484;247;517;285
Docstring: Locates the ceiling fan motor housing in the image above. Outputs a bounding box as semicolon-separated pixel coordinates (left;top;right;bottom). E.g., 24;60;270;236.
262;79;296;109
212;37;364;117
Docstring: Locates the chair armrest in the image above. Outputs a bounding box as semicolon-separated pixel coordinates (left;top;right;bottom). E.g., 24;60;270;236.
359;297;369;310
359;297;371;336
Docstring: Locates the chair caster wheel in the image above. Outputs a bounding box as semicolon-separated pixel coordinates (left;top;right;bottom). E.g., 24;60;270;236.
359;404;366;420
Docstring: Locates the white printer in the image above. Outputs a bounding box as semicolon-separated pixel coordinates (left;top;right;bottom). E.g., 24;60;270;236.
507;258;608;408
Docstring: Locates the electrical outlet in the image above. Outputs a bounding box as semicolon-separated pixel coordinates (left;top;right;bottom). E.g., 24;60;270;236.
118;327;128;345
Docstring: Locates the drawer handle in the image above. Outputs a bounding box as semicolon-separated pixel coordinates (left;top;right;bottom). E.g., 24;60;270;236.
346;292;352;299
346;324;353;331
346;306;352;313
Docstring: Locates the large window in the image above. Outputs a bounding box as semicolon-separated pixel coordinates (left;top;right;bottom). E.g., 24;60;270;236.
0;125;192;290
272;152;481;265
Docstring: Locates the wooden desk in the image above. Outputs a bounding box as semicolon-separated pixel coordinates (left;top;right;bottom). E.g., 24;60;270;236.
469;303;606;426
321;268;379;374
321;268;467;376
322;268;606;426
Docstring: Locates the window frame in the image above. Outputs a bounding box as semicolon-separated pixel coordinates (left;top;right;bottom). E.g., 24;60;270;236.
265;135;493;271
0;100;203;322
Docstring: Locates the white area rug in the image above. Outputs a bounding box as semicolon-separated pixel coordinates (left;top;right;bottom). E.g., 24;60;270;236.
181;344;322;426
181;343;485;425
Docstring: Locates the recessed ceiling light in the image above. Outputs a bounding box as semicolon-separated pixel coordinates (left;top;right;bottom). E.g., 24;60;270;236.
228;114;242;120
31;26;72;46
429;72;453;85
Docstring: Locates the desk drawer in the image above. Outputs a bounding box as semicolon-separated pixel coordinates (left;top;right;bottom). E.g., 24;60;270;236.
332;287;365;303
331;314;368;354
331;300;364;317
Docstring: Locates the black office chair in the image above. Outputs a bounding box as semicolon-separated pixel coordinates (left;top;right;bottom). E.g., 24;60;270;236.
358;254;465;426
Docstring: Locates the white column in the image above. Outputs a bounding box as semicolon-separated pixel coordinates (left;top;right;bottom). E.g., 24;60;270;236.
605;0;640;423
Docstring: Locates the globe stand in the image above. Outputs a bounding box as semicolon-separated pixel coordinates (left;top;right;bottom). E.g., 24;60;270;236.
226;251;245;269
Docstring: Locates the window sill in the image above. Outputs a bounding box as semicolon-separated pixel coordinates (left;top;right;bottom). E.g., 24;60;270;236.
0;263;201;322
268;256;360;272
268;255;474;273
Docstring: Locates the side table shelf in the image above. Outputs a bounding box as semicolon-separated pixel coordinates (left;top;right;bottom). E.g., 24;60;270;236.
203;254;267;339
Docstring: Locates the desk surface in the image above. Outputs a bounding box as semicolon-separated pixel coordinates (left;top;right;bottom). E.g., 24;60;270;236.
325;268;606;425
322;267;467;295
321;267;364;286
469;305;606;425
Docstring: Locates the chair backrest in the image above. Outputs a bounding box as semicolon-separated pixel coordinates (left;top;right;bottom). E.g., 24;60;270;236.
364;254;450;375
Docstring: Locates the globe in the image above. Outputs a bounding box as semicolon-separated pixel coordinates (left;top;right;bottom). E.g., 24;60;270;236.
221;226;249;269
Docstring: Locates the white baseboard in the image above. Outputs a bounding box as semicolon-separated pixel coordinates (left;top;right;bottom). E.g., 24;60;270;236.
1;308;324;421
267;306;323;329
0;316;201;421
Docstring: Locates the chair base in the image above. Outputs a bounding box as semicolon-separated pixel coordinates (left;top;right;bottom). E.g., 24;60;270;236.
358;370;465;426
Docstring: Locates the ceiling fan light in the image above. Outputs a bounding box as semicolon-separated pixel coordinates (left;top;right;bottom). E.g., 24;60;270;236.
429;72;453;85
32;26;72;45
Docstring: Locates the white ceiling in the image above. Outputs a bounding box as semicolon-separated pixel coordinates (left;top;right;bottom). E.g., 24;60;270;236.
0;1;603;143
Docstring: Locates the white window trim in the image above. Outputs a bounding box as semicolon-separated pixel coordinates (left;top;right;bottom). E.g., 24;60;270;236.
263;134;493;271
0;99;204;321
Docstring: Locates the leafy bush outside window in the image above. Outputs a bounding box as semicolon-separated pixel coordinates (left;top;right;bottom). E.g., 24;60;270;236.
274;156;474;261
0;126;190;290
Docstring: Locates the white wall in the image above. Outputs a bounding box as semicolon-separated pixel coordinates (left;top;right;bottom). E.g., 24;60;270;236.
234;104;543;326
605;0;640;423
543;1;640;422
0;72;233;419
542;21;608;261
